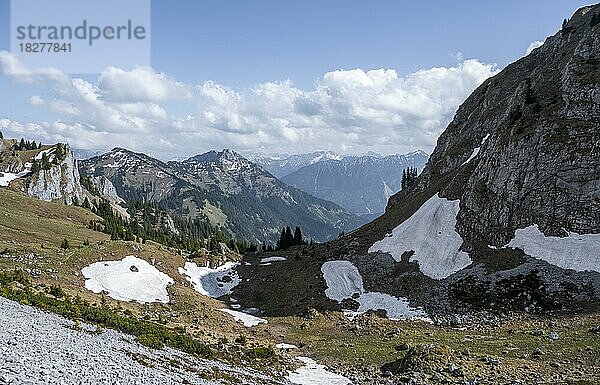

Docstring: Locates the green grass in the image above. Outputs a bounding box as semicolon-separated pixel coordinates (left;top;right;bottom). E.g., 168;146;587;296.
0;188;108;248
275;311;600;380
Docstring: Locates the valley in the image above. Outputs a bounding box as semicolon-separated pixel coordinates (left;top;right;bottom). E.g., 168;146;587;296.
0;2;599;385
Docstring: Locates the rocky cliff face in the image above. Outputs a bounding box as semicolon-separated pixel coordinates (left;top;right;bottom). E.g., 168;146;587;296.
353;5;600;313
27;147;85;205
0;141;86;205
390;7;600;247
234;5;600;317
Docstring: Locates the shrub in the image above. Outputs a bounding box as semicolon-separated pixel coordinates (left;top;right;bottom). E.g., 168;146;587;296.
60;239;70;249
245;346;275;360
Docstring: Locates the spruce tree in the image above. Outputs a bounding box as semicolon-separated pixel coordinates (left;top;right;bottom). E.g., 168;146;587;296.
30;159;40;173
41;153;51;170
293;227;303;245
285;226;293;248
0;131;3;139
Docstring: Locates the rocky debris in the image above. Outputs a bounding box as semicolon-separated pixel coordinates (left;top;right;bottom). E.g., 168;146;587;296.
380;344;451;375
548;331;560;340
0;297;283;385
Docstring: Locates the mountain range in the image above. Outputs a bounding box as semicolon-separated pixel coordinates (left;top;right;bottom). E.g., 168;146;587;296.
281;151;428;218
80;148;364;243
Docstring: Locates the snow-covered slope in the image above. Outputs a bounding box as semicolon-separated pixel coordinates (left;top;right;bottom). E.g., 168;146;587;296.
368;194;472;279
287;356;351;385
82;256;174;303
321;260;428;320
248;151;343;178
179;261;240;298
507;225;600;272
218;309;267;327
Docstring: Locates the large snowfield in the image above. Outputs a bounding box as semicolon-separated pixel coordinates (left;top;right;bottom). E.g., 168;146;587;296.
82;256;174;303
321;260;428;320
368;193;472;279
179;261;240;298
287;356;352;385
508;224;600;272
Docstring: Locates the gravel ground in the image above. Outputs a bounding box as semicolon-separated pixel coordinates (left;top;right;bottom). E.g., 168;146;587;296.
0;297;285;385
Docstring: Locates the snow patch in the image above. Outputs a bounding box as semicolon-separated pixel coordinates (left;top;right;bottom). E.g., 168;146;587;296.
287;357;351;385
179;261;240;298
0;168;30;187
507;224;600;272
276;343;298;350
461;147;480;166
82;256;173;303
321;261;428;320
368;193;471;279
260;256;287;263
219;309;267;327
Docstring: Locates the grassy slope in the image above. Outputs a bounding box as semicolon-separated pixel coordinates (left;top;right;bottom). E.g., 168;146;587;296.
0;187;108;247
1;187;599;384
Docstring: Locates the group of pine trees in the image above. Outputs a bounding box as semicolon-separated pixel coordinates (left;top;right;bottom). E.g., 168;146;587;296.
401;167;419;190
86;197;260;254
30;143;67;172
276;226;306;250
13;138;42;151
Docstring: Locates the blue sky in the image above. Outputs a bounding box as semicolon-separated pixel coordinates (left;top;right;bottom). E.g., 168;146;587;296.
155;1;590;87
0;1;595;158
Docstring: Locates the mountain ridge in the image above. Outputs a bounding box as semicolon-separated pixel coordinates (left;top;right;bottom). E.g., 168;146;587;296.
81;147;365;243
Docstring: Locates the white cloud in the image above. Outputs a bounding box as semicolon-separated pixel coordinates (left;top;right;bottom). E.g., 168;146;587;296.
98;66;194;102
0;51;498;159
526;40;544;55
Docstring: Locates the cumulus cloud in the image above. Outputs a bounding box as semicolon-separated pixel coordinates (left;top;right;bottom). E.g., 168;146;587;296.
98;67;194;102
0;51;498;159
526;40;544;55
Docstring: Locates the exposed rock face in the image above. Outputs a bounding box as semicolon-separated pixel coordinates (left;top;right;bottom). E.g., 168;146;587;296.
353;5;600;312
91;175;125;204
27;146;85;205
399;7;600;248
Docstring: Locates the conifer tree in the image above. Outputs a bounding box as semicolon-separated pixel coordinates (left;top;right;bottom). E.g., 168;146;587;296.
41;153;52;170
30;159;40;173
293;227;303;245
